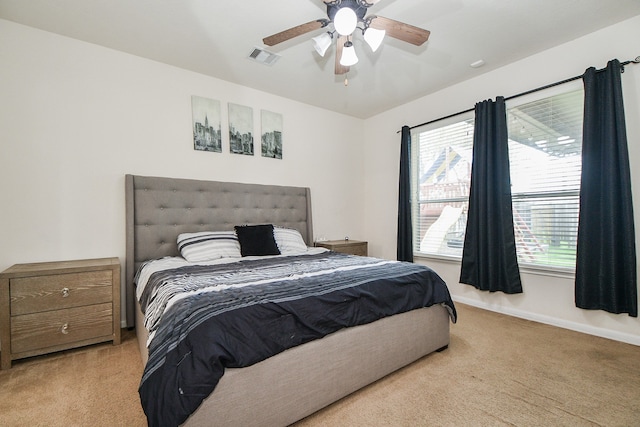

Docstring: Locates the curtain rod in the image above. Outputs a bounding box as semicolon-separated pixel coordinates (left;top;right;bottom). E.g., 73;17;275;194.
399;55;640;133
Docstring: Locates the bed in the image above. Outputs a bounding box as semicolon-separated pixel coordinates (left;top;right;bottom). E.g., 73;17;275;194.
125;174;456;427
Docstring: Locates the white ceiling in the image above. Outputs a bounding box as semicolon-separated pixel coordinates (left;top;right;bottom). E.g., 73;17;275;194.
2;0;640;118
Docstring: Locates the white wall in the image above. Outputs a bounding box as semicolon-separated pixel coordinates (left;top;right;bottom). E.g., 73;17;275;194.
0;19;366;325
363;16;640;345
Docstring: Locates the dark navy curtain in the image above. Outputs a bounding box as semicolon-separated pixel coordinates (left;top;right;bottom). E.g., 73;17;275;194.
460;97;522;293
397;125;413;262
575;59;637;317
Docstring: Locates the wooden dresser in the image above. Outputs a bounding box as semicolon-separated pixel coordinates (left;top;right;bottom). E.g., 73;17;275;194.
315;240;368;256
0;257;121;369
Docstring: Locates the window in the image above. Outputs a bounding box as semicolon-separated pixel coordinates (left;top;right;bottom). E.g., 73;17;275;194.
411;114;474;257
411;83;584;271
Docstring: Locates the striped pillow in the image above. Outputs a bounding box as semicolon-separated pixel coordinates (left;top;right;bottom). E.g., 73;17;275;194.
177;231;241;262
274;226;308;255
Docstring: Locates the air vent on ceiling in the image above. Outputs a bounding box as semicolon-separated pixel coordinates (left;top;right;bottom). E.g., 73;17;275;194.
248;47;281;66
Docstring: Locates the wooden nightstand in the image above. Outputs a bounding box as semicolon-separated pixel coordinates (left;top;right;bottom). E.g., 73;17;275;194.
0;257;121;369
315;240;368;256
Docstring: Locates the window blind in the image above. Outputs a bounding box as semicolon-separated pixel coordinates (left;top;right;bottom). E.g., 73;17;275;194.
411;114;474;257
507;88;584;268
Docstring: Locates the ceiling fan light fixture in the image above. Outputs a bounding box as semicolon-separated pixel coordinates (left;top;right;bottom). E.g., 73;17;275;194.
334;7;358;36
312;32;333;57
262;1;431;80
340;41;359;66
363;27;385;52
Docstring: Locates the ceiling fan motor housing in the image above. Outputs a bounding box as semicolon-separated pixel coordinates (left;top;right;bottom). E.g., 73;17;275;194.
327;0;369;23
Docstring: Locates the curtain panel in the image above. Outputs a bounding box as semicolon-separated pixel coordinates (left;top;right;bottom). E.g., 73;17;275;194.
575;59;637;317
460;97;522;293
397;125;414;262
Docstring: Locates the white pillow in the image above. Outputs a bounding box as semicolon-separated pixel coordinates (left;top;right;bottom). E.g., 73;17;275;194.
274;227;308;255
177;231;241;262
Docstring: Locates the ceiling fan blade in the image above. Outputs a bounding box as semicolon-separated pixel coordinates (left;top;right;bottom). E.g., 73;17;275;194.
335;35;350;75
263;19;328;46
369;15;430;46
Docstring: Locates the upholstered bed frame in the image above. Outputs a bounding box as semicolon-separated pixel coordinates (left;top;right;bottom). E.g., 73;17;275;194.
125;174;450;426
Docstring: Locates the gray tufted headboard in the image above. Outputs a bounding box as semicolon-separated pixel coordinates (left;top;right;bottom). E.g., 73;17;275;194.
124;174;313;326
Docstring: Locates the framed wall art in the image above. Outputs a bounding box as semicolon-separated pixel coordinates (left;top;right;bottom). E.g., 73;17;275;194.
261;110;283;159
191;95;222;153
228;103;254;155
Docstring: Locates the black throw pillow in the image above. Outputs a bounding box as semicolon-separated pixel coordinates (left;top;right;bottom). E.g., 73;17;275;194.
234;224;281;257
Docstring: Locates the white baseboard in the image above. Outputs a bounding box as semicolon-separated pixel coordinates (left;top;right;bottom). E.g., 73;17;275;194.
452;296;640;346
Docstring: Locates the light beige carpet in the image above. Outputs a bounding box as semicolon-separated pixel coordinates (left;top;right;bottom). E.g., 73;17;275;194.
296;304;640;427
1;303;638;426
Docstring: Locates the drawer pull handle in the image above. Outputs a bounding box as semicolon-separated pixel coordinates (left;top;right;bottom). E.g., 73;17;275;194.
61;287;70;298
60;323;69;335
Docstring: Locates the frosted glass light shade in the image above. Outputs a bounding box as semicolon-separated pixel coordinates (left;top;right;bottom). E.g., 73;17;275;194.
334;7;357;36
364;27;385;52
312;32;332;57
340;41;358;66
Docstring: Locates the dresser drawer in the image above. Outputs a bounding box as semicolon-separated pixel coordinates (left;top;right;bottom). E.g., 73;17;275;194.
10;270;113;315
10;303;113;353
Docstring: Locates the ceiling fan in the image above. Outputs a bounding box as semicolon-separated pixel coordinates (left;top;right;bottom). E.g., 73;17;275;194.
262;0;430;75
